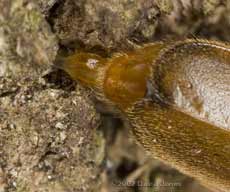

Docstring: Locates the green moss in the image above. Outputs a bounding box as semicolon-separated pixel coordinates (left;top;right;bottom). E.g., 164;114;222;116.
25;10;42;31
94;131;105;165
156;0;173;14
15;181;29;192
203;0;221;15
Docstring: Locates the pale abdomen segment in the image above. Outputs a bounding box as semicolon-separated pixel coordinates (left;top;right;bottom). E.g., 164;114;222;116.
153;40;230;129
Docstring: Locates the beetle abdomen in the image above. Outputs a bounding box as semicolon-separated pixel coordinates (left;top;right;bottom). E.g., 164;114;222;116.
152;40;230;129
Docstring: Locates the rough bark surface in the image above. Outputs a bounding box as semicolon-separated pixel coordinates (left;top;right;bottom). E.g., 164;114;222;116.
0;1;103;192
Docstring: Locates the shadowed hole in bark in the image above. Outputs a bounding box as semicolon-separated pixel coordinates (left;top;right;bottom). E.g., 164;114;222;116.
42;69;76;91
